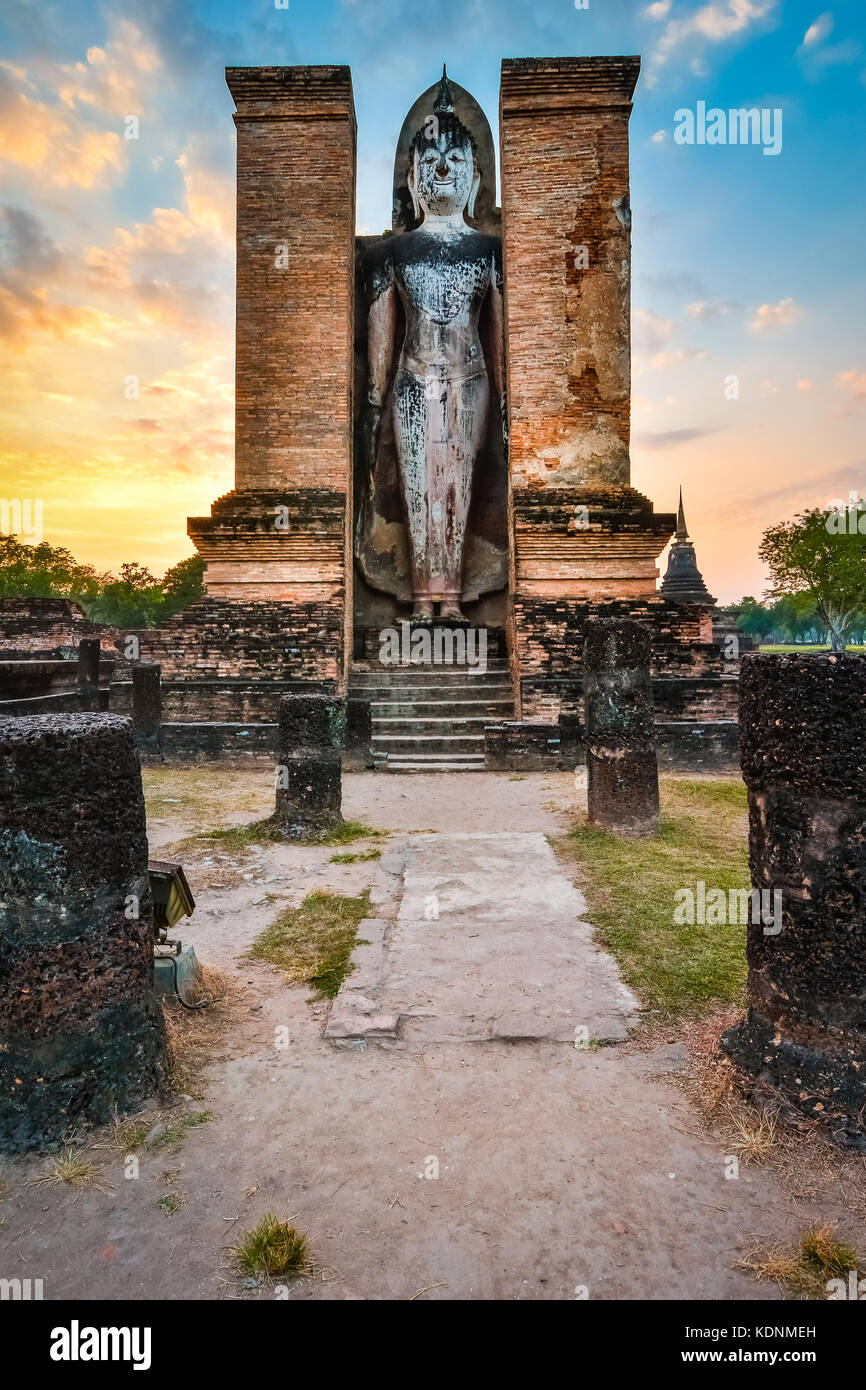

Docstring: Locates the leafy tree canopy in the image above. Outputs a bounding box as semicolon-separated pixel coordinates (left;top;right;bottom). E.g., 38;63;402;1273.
759;506;866;651
0;536;205;628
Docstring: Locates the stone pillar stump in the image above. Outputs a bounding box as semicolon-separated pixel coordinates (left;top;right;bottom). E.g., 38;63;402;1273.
722;653;866;1147
132;662;162;753
0;714;166;1153
584;617;659;834
76;637;101;711
275;692;345;837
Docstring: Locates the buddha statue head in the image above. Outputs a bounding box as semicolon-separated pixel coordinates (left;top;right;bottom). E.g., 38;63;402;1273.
408;66;480;223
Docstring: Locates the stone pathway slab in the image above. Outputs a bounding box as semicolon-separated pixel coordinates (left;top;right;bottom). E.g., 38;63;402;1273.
327;831;638;1045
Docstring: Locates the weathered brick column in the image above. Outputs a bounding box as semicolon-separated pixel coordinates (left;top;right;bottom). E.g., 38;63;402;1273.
132;662;161;753
501;56;639;491
584;618;659;834
185;66;357;685
722;654;866;1147
500;57;675;721
0;714;166;1152
275;692;345;837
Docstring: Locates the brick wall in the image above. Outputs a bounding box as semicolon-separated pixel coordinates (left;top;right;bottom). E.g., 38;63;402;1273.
0;598;118;657
135;598;343;689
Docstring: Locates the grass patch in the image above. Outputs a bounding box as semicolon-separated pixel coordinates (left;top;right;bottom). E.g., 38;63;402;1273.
148;1110;214;1152
231;1214;309;1282
758;643;865;653
156;1192;186;1217
33;1147;114;1196
180;815;387;854
738;1223;863;1299
559;776;749;1019
307;819;387;847
248;888;371;999
329;848;382;864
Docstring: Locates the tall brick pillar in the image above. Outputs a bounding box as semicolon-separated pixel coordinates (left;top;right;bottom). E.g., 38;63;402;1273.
499;56;676;719
187;67;357;683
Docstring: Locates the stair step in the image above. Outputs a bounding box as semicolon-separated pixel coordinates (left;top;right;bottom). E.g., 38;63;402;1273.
376;761;486;773
371;705;512;719
369;756;489;767
372;732;485;742
373;717;493;733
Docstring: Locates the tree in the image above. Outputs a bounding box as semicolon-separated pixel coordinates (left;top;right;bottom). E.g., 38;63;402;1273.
0;538;206;628
732;596;773;643
759;507;866;652
0;535;102;602
161;555;206;619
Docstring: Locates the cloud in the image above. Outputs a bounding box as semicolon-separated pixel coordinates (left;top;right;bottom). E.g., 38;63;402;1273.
651;129;667;143
53;20;161;118
633;308;675;356
0;205;61;281
801;12;834;47
645;1;672;17
797;12;862;72
749;297;799;332
837;370;866;401
0;66;125;189
633;427;721;448
83;205;233;337
686;298;731;322
796;379;813;394
647;0;779;85
701;464;859;525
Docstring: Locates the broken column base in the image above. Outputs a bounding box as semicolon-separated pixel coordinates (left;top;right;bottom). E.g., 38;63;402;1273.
721;1010;866;1152
587;750;660;836
275;755;343;839
1;997;166;1155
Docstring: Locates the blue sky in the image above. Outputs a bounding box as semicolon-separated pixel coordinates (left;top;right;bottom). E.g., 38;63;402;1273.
1;0;864;598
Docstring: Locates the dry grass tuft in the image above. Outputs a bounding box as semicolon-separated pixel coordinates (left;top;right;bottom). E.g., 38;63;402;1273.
33;1147;115;1197
663;1008;866;1214
738;1223;863;1299
726;1106;781;1164
161;965;248;1097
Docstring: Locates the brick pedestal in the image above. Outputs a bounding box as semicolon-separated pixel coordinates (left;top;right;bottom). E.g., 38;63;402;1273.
584;618;659;834
275;693;345;837
0;714;166;1153
722;654;866;1148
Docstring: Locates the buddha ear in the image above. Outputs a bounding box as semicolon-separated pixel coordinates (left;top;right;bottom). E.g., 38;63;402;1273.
407;161;421;221
467;165;481;221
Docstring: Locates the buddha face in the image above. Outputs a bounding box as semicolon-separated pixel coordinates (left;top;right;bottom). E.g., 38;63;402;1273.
410;130;478;220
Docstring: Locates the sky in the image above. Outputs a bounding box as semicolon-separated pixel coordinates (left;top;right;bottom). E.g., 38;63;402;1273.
0;0;864;602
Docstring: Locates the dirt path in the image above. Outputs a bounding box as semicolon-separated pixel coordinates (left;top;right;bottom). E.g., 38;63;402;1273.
2;767;858;1300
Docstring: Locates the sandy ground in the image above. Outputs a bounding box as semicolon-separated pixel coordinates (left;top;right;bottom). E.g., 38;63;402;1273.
2;765;862;1301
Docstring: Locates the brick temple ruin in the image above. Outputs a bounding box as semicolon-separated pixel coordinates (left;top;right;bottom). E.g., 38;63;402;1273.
0;57;739;771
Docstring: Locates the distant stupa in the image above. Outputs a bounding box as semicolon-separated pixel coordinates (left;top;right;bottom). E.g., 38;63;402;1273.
659;488;716;606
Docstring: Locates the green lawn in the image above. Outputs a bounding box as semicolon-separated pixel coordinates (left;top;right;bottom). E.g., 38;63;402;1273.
560;777;750;1019
758;643;864;653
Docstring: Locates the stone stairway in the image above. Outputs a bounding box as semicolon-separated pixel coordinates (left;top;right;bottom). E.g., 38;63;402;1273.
350;628;512;772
